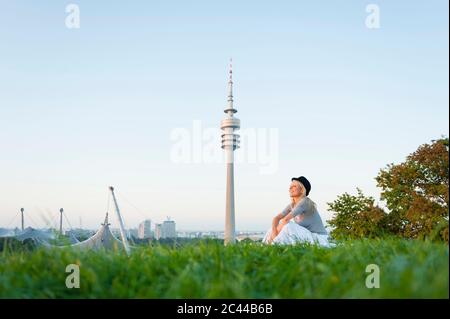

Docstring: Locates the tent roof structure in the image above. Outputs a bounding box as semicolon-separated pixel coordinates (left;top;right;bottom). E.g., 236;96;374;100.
14;227;56;242
0;228;15;238
70;213;123;251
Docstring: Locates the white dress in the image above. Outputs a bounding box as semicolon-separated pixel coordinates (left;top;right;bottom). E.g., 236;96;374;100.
262;220;331;247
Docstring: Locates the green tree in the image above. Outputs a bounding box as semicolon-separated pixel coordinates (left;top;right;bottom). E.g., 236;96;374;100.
375;138;449;241
327;188;388;239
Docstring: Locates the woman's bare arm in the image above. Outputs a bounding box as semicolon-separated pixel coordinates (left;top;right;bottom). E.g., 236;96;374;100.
276;212;294;233
272;213;283;233
268;213;284;243
268;212;294;243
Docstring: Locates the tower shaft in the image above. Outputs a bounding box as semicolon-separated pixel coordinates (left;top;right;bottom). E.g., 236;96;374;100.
224;162;235;244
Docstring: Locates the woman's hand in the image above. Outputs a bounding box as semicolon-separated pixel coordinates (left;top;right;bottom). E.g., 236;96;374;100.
271;224;278;236
269;214;283;242
276;219;288;233
276;213;295;233
268;212;294;243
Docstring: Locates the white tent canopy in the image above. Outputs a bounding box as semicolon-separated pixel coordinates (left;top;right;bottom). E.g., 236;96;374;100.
68;232;80;244
69;213;123;251
3;213;128;252
14;227;56;242
37;213;125;251
0;228;15;238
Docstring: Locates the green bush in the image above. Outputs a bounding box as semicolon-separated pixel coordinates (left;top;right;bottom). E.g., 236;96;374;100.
327;138;449;242
327;189;388;240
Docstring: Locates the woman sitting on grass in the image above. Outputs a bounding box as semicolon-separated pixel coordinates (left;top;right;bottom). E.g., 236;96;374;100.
263;176;330;247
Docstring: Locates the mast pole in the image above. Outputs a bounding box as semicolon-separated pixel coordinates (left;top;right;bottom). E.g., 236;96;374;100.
59;208;64;234
109;186;131;255
20;208;24;231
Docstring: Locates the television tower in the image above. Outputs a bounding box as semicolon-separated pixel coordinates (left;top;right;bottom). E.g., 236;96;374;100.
220;59;240;245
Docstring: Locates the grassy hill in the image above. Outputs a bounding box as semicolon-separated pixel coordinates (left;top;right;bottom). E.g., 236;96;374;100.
0;238;448;298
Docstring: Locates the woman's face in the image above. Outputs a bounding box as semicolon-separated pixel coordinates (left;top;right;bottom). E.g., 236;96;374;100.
289;181;303;198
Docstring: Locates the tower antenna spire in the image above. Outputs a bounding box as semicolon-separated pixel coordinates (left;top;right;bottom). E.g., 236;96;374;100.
229;58;233;81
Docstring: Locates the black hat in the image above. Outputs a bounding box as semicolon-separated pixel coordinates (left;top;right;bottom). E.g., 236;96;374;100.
291;176;311;196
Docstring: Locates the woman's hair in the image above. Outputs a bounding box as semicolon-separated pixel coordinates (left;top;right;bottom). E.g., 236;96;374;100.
291;180;317;214
292;180;308;200
298;182;307;199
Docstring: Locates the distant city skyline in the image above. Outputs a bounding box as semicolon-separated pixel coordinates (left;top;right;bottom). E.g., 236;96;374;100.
0;1;448;231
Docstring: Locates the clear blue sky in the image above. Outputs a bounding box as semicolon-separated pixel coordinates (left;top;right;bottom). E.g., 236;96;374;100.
0;1;448;231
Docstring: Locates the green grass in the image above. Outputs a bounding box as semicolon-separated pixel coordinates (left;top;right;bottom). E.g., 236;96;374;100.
0;239;448;298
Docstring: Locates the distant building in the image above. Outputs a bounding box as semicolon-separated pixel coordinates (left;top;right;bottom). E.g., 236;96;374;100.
138;219;153;239
161;218;176;239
